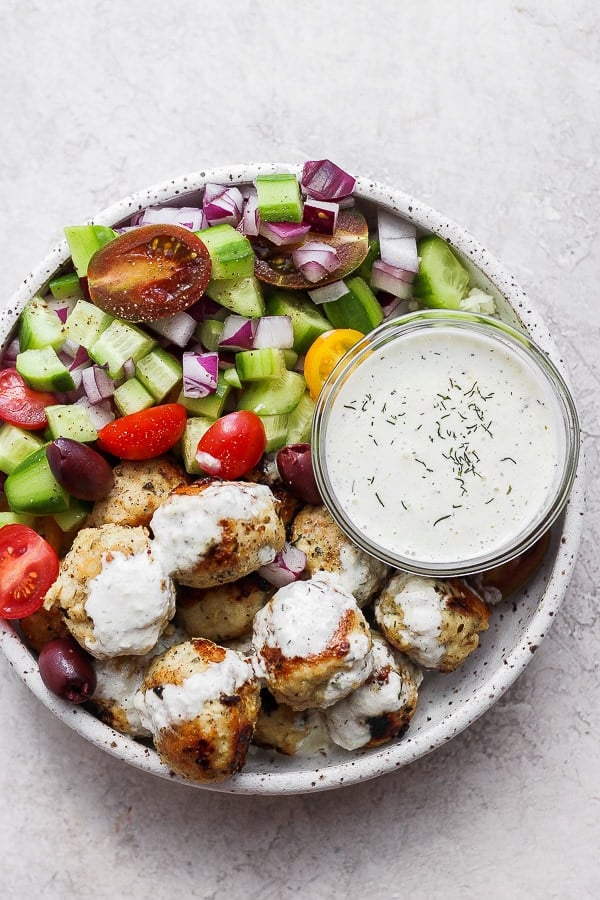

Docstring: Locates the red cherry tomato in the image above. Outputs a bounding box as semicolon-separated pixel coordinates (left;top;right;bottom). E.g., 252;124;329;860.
97;404;187;460
87;224;212;322
0;368;55;430
196;411;266;479
0;525;60;619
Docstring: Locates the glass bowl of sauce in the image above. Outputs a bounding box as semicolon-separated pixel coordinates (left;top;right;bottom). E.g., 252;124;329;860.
312;310;580;577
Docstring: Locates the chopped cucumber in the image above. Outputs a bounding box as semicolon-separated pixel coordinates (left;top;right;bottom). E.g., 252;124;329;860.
357;238;380;282
180;416;215;474
265;291;331;354
53;497;93;532
16;347;75;392
196;319;224;352
177;372;231;418
255;173;303;223
0;511;36;528
113;378;155;416
19;297;65;351
222;367;242;389
236;348;287;382
323;276;383;332
64;225;117;278
283;349;299;370
285;391;315;444
135;348;182;401
0;424;44;475
204;275;265;317
49;272;84;301
64;299;114;349
238;370;306;416
45;404;98;442
195;225;254;280
260;414;289;452
412;236;470;309
4;445;70;515
89;320;156;379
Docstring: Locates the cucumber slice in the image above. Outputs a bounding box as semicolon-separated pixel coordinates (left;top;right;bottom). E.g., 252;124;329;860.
195;225;254;280
53;497;93;532
64;299;114;349
285;391;315;444
16;347;75;392
357;238;380;282
235;348;287;382
45;404;99;442
49;272;84;301
113;378;155;416
204;276;265;317
196;319;224;352
135;348;182;401
265;291;331;354
19;297;65;351
412;236;470;309
64;225;117;278
222;367;242;389
238;370;306;416
89;320;156;379
323;276;383;332
260;414;289;452
0;423;44;475
256;173;303;223
177;372;231;418
283;349;299;370
180;416;215;474
0;511;36;528
4;445;70;515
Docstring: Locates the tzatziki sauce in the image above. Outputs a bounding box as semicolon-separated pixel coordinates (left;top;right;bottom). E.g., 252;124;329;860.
319;321;567;569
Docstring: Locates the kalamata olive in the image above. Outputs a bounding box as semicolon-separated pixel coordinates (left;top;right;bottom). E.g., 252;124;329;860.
38;637;97;703
46;438;114;500
276;443;322;505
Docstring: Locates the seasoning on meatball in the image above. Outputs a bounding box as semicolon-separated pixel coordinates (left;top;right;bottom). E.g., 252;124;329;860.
150;479;285;588
19;600;70;653
84;456;189;529
253;688;330;756
134;638;260;783
252;573;373;710
291;505;390;606
43;524;176;660
325;633;423;751
176;574;274;643
374;573;490;672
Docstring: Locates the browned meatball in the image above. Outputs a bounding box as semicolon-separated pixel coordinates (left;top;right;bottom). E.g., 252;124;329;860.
176;574;273;642
253;689;330;756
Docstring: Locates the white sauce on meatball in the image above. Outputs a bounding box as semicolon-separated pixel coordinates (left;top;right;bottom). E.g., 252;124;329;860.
376;573;445;666
84;550;176;657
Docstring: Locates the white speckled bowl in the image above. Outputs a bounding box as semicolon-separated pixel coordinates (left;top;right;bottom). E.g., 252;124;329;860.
0;164;585;794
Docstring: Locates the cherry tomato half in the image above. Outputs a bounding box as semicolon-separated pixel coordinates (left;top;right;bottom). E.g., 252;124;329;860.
303;329;364;400
97;403;187;460
87;224;212;322
0;368;55;430
0;525;60;619
196;411;266;480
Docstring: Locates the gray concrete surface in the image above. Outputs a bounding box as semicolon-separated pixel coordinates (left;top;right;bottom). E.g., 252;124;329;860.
0;1;598;897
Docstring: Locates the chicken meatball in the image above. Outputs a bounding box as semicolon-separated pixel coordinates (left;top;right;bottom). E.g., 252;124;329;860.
252;573;373;710
176;574;273;642
134;638;260;783
325;633;423;751
43;524;176;660
374;573;490;672
19;601;70;653
253;689;330;756
291;505;389;606
84;457;189;529
150;479;285;588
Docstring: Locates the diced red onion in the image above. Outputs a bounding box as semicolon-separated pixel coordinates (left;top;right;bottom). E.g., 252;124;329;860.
239;190;260;237
377;209;419;273
182;351;218;399
292;241;340;283
203;185;244;227
301;159;356;201
195;449;222;476
219;316;257;351
123;357;136;380
308;279;348;305
81;365;116;404
1;336;20;368
217;357;236;370
338;195;355;209
371;261;413;299
75;397;116;429
148;311;197;348
139;205;207;232
258;220;311;246
47;296;78;322
258;542;307;587
253;316;294;349
302;198;339;234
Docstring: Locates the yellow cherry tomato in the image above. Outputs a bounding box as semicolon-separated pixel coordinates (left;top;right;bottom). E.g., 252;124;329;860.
303;329;365;400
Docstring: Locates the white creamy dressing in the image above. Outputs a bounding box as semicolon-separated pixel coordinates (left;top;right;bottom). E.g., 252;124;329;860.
335;543;389;606
375;573;445;667
134;650;254;733
324;326;564;565
84;550;176;657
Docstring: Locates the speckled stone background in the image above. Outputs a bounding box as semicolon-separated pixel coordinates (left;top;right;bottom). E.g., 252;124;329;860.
0;1;598;897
